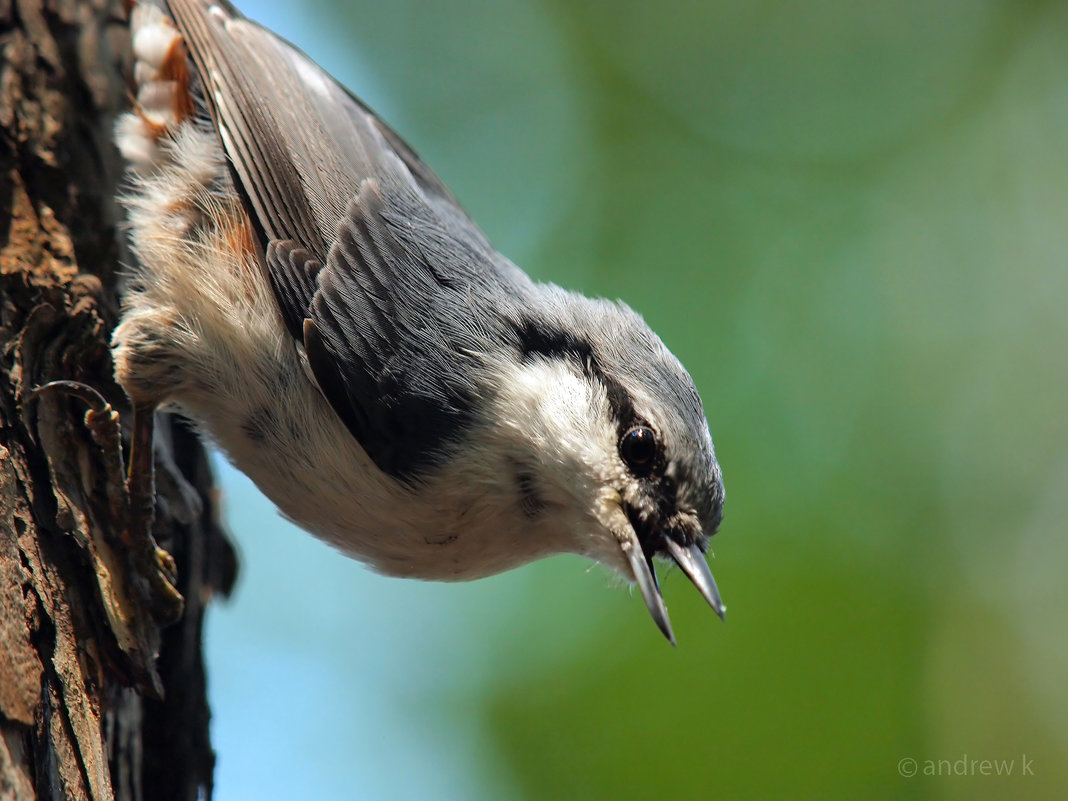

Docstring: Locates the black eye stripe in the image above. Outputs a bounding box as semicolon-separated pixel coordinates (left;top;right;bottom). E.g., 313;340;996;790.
599;371;637;431
512;319;677;491
596;372;671;481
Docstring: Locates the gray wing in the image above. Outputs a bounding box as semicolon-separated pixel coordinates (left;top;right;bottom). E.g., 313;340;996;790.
166;0;531;480
167;0;491;259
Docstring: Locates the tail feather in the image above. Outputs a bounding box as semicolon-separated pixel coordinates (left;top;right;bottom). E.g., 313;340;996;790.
116;3;194;173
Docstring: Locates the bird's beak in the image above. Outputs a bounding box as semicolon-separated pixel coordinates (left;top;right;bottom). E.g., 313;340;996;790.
663;538;726;621
618;520;726;644
620;526;676;645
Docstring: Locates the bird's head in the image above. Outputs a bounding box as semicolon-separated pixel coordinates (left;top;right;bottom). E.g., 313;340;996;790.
488;289;726;642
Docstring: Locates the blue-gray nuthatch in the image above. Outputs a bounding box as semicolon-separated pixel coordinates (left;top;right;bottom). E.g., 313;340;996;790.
112;0;726;642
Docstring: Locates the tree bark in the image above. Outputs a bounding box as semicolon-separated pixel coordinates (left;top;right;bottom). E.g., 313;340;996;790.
0;1;237;799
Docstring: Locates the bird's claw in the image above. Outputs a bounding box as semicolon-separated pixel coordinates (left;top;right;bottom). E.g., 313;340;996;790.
32;380;184;625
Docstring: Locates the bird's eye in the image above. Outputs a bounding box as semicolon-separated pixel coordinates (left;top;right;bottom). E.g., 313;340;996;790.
620;426;658;476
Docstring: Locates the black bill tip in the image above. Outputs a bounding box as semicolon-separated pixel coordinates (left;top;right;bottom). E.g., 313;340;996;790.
664;538;726;621
621;533;676;645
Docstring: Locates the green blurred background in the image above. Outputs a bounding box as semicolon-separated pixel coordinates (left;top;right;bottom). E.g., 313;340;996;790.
204;1;1068;799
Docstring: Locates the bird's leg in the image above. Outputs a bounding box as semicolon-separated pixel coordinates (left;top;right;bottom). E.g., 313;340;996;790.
32;382;183;624
125;402;183;623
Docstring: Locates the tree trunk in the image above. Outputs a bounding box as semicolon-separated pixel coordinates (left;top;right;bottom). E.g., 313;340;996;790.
0;1;237;799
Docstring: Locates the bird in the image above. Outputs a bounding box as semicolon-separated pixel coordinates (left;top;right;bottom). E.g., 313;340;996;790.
111;0;726;643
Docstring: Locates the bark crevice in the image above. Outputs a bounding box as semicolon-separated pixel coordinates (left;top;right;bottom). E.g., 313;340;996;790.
1;2;236;799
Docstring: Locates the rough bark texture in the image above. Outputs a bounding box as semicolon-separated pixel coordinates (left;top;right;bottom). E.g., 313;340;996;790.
0;1;237;799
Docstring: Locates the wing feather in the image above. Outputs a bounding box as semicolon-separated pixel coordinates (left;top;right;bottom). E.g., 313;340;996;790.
164;0;535;479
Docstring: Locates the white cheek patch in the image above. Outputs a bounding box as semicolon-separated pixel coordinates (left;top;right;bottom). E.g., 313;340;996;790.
485;357;625;513
493;359;600;450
